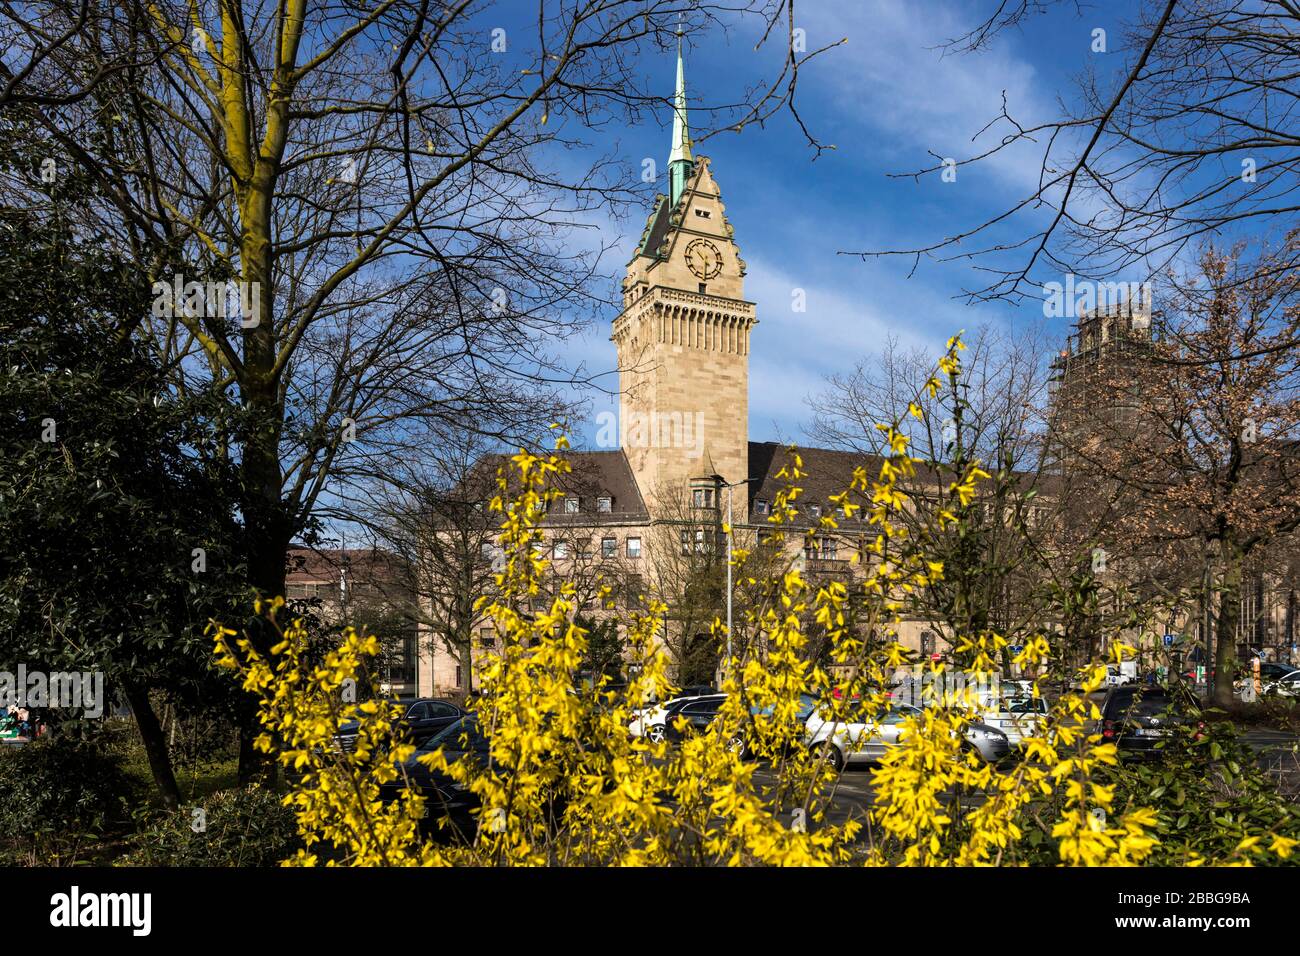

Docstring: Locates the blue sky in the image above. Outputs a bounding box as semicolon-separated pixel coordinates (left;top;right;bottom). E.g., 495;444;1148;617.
556;0;1137;448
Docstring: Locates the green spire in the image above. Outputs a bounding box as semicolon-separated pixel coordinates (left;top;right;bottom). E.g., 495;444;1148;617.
668;27;693;206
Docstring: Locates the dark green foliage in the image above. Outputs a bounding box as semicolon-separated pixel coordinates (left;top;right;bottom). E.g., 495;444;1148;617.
576;613;628;680
1102;719;1300;865
0;199;250;718
0;735;139;863
122;785;300;867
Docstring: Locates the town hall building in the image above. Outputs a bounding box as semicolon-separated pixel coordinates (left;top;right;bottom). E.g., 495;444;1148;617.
413;40;933;696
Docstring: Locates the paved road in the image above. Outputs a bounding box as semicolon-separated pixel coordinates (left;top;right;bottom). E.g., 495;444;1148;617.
752;765;877;832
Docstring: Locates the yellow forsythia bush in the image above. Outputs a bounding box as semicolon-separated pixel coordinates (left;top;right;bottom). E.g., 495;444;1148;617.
211;337;1295;866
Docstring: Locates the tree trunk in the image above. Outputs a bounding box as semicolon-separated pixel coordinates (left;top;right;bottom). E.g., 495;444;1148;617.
1213;542;1244;709
123;681;181;810
236;398;288;784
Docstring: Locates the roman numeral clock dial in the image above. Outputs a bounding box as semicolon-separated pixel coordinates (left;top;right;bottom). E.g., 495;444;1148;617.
685;238;722;280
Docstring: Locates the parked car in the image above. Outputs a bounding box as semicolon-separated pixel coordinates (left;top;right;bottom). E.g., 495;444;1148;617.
1098;685;1201;759
661;693;819;759
806;702;1010;770
631;690;722;742
663;695;743;751
333;697;464;751
980;695;1048;747
378;716;490;835
1269;670;1300;696
1235;662;1300;697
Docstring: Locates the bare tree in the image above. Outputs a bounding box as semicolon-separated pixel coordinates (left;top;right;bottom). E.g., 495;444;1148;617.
808;323;1064;665
0;0;834;778
1051;242;1300;704
857;0;1300;305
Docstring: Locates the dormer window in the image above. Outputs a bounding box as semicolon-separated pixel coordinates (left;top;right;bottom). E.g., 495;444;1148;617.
755;499;770;516
597;496;612;513
564;497;580;514
808;504;822;519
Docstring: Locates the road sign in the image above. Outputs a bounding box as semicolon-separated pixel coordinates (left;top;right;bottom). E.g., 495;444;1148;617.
1009;645;1023;656
1163;633;1176;647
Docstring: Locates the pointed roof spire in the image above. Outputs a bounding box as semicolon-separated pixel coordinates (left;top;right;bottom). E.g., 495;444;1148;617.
668;21;692;167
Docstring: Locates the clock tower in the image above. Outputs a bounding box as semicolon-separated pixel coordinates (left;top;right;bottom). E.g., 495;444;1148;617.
612;34;757;517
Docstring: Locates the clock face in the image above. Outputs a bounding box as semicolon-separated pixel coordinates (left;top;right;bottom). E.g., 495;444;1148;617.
684;238;723;280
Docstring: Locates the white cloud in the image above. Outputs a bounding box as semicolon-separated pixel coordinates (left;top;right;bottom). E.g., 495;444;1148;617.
802;0;1053;189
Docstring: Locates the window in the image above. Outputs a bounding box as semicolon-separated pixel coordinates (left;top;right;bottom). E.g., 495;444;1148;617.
480;543;495;563
601;537;617;559
698;283;708;294
479;627;496;649
808;504;822;519
597;496;612;513
682;698;722;718
694;208;711;219
564;497;580;514
755;499;770;516
693;488;714;508
406;702;430;720
626;537;642;559
680;530;691;555
805;539;837;561
554;541;569;560
455;665;463;688
428;702;459;719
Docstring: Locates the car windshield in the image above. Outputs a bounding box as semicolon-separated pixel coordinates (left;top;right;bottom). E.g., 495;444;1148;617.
420;716;488;752
1117;692;1172;717
1004;697;1046;714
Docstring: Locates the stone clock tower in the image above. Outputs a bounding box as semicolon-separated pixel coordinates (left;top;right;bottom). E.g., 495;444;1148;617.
612;35;757;517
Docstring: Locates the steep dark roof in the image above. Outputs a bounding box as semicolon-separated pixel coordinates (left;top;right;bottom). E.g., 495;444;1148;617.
745;441;1048;526
285;547;414;603
548;450;650;524
747;441;883;522
637;195;672;260
460;449;649;525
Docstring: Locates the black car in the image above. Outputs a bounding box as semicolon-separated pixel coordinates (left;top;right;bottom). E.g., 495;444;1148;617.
379;716;489;835
334;697;464;751
1099;685;1200;758
663;693;820;758
663;695;750;753
380;716;566;838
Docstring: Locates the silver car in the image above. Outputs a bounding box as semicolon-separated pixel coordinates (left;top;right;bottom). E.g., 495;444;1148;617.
980;695;1048;747
806;702;1010;770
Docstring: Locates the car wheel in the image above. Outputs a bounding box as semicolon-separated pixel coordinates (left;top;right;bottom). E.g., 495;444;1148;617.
726;734;747;758
814;741;843;772
647;724;667;744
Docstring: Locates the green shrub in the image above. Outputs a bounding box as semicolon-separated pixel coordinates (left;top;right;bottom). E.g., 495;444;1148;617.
1103;720;1300;865
0;734;140;864
122;785;299;866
